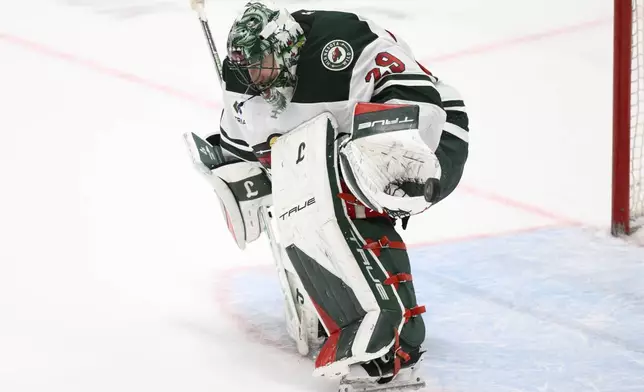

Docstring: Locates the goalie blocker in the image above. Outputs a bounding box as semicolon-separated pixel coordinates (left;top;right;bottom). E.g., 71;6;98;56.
183;132;272;250
271;104;433;383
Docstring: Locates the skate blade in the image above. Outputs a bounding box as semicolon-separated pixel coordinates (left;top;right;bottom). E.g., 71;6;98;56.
338;378;426;392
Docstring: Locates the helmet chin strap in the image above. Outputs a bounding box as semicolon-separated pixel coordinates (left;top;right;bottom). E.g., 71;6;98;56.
262;88;288;117
258;56;297;116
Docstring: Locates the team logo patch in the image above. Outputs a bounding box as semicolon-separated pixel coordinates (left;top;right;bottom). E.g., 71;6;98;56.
321;40;354;71
232;101;246;124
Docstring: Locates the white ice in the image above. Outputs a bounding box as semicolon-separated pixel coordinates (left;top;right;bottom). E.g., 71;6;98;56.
1;1;643;391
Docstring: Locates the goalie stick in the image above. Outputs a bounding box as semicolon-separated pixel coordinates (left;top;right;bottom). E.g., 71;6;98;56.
190;0;224;84
183;131;312;356
185;1;313;356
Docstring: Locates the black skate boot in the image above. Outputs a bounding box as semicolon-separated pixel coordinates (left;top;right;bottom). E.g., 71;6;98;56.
337;348;426;392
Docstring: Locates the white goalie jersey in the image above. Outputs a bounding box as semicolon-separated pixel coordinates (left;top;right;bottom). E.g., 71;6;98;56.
210;9;469;203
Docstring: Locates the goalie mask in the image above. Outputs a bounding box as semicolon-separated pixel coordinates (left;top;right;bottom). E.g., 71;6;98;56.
227;1;305;114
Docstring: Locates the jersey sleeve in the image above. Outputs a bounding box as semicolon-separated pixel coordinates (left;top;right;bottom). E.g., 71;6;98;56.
433;79;469;202
210;101;258;163
207;60;259;164
349;33;469;202
350;40;446;151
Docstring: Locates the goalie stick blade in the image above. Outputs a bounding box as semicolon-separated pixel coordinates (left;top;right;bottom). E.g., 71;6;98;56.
337;378;426;392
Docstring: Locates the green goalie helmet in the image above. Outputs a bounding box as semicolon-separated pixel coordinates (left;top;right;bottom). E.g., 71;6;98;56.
226;1;305;114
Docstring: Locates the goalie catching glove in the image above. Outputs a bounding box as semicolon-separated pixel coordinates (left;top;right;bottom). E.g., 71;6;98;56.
339;103;442;217
184;132;272;250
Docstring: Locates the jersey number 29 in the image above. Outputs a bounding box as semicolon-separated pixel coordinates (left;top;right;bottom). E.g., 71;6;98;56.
365;52;406;83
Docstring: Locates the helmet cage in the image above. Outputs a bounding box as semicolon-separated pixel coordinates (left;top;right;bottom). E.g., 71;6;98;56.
225;2;305;113
228;46;285;93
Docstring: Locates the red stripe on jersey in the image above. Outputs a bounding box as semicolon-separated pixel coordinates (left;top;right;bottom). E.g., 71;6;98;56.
416;61;433;76
354;102;411;115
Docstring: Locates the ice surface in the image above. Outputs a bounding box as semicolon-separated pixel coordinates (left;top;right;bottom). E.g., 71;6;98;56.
227;228;644;392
